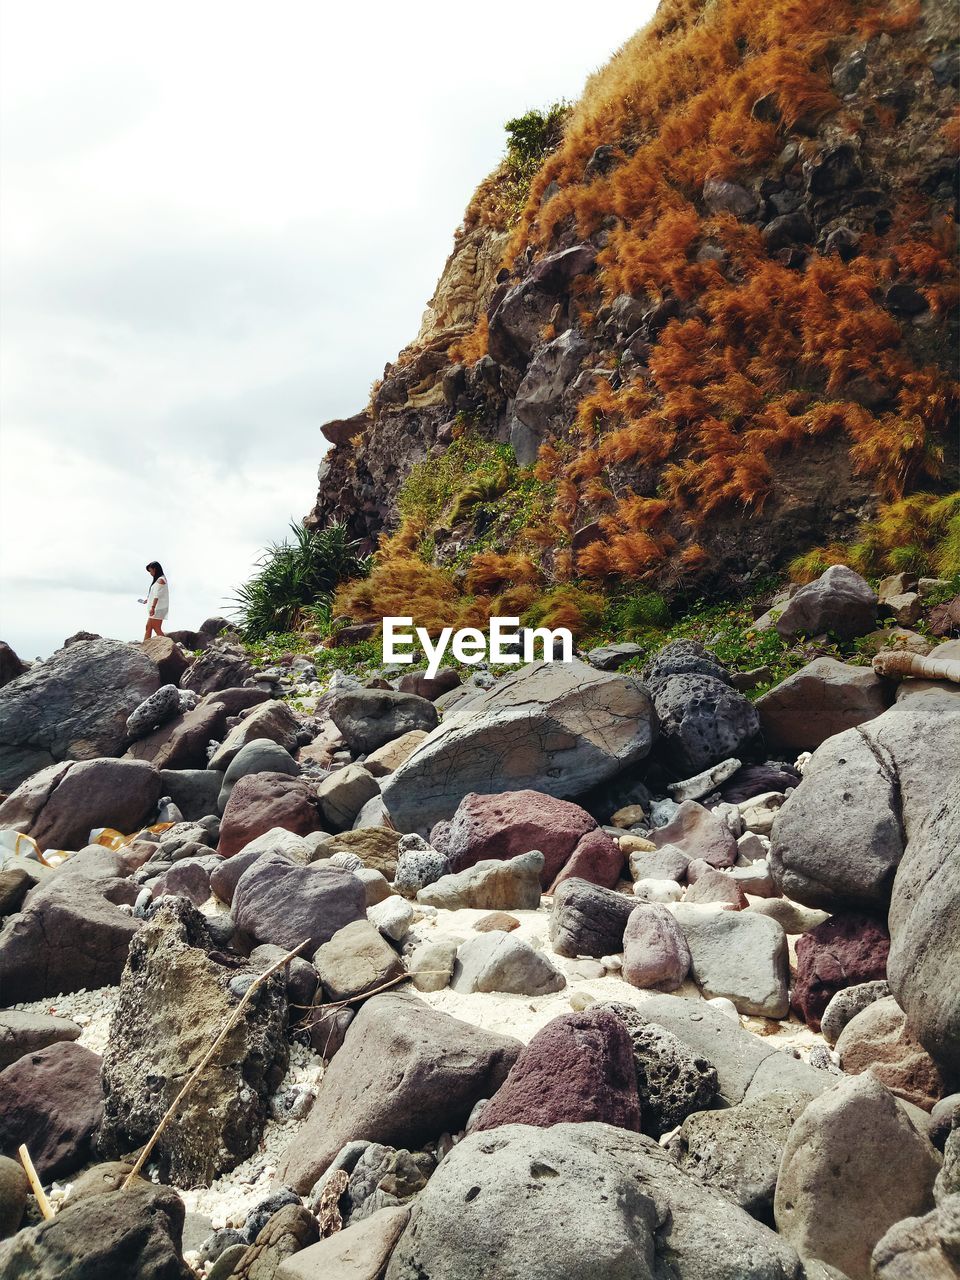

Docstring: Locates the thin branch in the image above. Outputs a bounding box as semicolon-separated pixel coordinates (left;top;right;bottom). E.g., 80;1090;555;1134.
297;970;447;1033
121;939;311;1190
18;1145;53;1220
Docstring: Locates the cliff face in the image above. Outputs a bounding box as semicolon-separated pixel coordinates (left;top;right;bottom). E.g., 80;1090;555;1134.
307;0;958;626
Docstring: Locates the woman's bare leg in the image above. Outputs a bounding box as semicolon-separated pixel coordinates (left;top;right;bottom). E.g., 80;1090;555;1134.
143;618;163;642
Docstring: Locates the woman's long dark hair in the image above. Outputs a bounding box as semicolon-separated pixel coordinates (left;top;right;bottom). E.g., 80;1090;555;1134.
146;561;165;581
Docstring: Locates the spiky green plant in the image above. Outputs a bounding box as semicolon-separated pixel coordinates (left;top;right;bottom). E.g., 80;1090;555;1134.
233;522;369;641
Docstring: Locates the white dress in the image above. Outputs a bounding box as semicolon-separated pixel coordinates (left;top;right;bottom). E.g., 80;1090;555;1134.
147;577;170;620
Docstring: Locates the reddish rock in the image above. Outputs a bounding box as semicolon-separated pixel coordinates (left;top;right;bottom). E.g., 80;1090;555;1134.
651;801;737;868
548;827;624;893
928;595;960;638
141;636;193;685
431;790;598;887
0;1041;103;1180
756;657;890;755
835;996;945;1111
474;1009;642;1133
218;773;325;857
397;668;461;701
128;689;270;770
473;912;521;933
792;913;890;1030
622;904;691;992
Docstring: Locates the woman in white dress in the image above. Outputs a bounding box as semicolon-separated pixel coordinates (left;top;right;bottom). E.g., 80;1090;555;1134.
142;561;170;640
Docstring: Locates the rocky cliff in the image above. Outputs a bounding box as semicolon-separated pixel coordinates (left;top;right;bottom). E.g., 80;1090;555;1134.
307;0;958;630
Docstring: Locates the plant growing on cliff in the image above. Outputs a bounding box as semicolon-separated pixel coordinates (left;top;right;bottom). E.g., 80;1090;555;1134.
234;522;370;641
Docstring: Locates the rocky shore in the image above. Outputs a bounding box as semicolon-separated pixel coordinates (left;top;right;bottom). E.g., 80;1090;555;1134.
0;563;957;1279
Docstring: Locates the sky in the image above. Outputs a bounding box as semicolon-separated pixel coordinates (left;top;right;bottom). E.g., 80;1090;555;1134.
0;0;652;658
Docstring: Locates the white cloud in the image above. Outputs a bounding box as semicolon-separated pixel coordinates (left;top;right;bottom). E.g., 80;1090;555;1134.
0;0;653;657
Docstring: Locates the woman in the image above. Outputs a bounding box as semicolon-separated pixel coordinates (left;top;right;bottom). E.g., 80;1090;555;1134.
141;561;170;640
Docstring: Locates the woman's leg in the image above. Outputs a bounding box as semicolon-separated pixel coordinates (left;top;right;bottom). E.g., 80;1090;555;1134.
143;617;162;641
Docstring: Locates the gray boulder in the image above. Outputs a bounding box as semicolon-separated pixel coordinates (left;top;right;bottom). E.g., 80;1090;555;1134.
161;768;223;820
180;640;254;696
774;1075;941;1279
0;847;140;1001
0;757;161;852
313;919;404;1001
417;851;543;911
232;854;367;953
217;738;299;811
770;688;960;913
650;674;760;775
0;638;160;790
670;1090;814;1223
451;932;565;996
549;878;635;958
672;904;790;1017
316;763;380;831
380;659;656;834
651;800;737;867
775;565;878;640
98;899;287;1186
509;329;590;464
756;658;889;755
605;1002;719;1137
393;846;450;897
872;1194;960;1280
820;980;891;1047
0;1011;82;1069
0;1154;27;1238
0;1181;192;1278
278;993;521;1193
0;1041;104;1181
634;994;832;1106
887;769;960;1080
385;1122;804;1280
330;688;438;755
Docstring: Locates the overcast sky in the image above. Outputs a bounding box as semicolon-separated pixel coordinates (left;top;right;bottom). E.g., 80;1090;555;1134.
0;1;650;658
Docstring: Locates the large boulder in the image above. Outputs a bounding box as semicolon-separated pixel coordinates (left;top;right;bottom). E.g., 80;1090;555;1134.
218;772;325;856
792;913;890;1031
0;758;162;852
770;688;960;912
756;657;889;754
510;329;590;463
634;994;832;1106
650;673;761;775
549;878;635;958
179;640;254;696
0;1041;103;1181
0;847;140;1001
385;1122;804;1280
0;639;159;790
430;790;599;886
98;900;287;1186
279;993;521;1193
887;771;960;1083
231;854;367;953
775;564;878;640
474;1009;641;1132
774;1075;941;1279
672;904;790;1018
670;1090;814;1223
380;660;656;834
276;1207;409;1280
329;688;438;754
0;642;26;688
141;635;192;685
0;1181;192;1278
217;738;299;812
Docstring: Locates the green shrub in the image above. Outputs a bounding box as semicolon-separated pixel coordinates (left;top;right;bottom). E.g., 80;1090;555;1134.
233;522;369;642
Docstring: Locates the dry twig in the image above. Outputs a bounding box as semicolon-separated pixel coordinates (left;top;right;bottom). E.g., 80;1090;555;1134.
18;1145;53;1220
